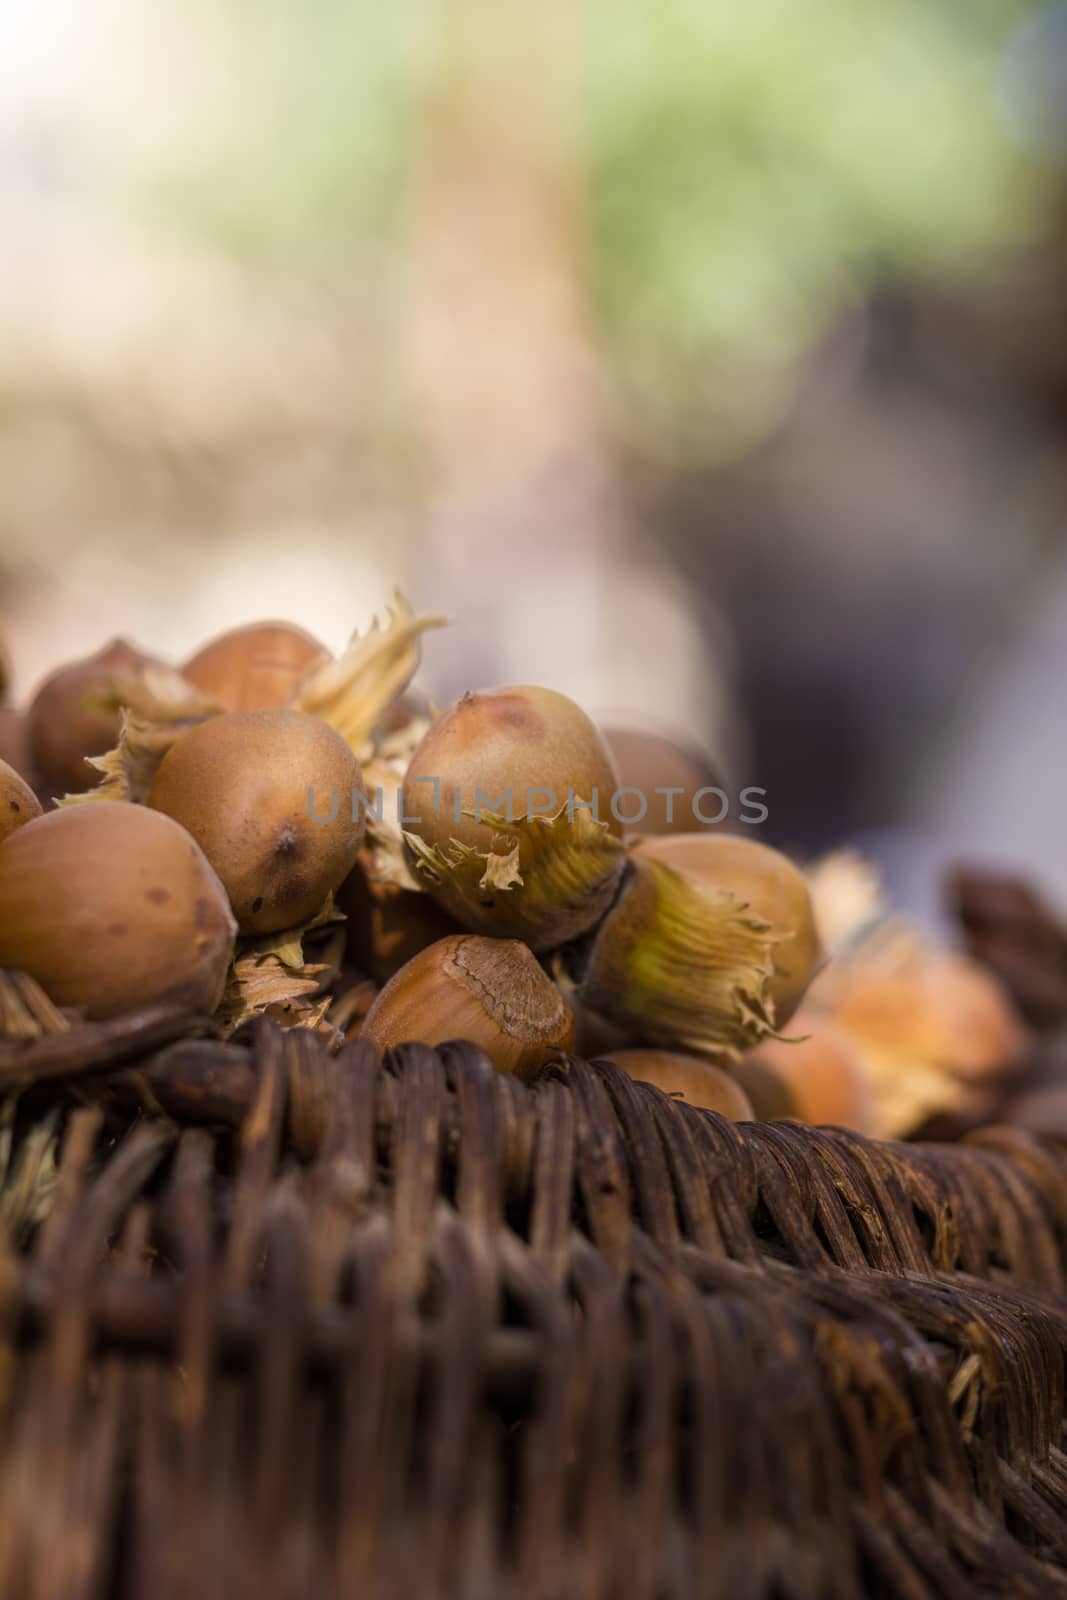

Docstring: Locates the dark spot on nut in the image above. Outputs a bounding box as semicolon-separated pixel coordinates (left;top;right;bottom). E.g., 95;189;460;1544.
9;801;19;813
107;922;129;937
494;697;544;734
252;896;264;914
146;887;170;905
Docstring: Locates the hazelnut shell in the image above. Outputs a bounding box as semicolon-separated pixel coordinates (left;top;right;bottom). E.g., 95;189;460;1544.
738;1012;879;1133
148;708;366;934
0;804;236;1019
183;622;328;712
606;1048;755;1119
403;685;623;857
27;639;162;797
0;759;42;843
362;933;575;1080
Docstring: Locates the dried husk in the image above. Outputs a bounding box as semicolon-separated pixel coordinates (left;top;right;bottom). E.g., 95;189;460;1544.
806;849;887;957
61;712;192;806
328;977;379;1039
405;806;626;952
27;638;166;796
217;960;331;1035
360;712;434;892
294;594;446;757
67;597;442;809
101;664;223;724
60;668;223;806
805;921;1026;1136
216;897;345;1035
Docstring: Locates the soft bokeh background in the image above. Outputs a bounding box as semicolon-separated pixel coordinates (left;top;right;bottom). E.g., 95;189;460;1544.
3;0;1067;915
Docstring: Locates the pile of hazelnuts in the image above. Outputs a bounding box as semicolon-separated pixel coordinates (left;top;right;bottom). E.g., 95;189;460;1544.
0;617;1024;1133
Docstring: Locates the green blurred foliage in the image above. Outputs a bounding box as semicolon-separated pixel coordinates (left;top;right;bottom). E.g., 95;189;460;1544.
132;0;440;273
583;0;1043;446
134;0;1047;449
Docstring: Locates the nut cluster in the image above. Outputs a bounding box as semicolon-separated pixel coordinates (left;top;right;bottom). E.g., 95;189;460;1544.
0;607;1026;1131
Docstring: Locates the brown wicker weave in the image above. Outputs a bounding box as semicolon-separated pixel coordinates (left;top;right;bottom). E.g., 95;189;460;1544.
2;1006;1067;1598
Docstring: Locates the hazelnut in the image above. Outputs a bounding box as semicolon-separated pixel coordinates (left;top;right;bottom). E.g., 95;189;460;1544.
148;708;365;934
633;833;823;1026
403;686;625;951
0;759;42;843
567;855;779;1057
737;1012;879;1133
27;639;162;797
606;1048;754;1119
362;934;574;1080
602;726;726;837
183;621;328;711
0;804;236;1018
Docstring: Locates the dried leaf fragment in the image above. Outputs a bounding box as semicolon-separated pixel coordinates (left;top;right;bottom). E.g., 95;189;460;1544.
295;593;446;756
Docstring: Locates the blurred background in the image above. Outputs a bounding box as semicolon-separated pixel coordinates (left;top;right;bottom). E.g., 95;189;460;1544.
2;0;1067;918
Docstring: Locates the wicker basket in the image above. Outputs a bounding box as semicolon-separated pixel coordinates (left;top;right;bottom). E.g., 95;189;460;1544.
1;999;1067;1598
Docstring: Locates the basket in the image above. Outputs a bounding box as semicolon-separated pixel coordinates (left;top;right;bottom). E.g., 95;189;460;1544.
1;993;1067;1599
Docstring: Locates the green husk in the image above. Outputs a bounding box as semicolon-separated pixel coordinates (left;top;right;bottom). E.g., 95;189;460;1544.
573;857;782;1057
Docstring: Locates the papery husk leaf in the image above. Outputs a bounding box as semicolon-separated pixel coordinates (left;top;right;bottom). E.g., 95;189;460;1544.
217;896;346;1033
359;725;432;893
295;593;446;757
217;957;330;1035
575;857;781;1058
404;831;494;898
238;895;344;971
270;995;342;1049
806;850;887;957
480;841;524;893
97;665;222;723
404;806;626;951
60;666;221;806
60;707;210;807
362;820;424;892
850;1043;968;1139
376;713;433;771
805;919;1022;1134
59;714;163;805
0;1106;60;1239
